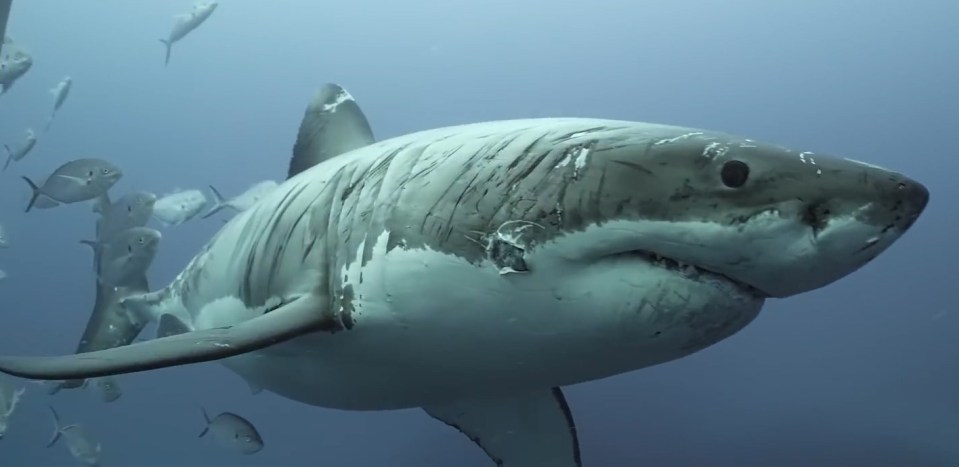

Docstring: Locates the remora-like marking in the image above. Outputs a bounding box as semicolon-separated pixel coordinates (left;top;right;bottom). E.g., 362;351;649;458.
0;83;929;467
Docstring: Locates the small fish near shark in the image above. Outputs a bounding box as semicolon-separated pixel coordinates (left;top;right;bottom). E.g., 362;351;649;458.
46;198;155;396
0;83;929;466
159;1;218;67
0;35;32;95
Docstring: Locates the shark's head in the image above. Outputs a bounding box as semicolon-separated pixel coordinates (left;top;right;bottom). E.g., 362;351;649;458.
541;126;928;299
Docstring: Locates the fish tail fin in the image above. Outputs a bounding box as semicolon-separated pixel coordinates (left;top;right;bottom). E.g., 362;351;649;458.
200;185;226;219
78;239;101;254
93;192;111;214
198;407;211;437
2;144;12;171
79;239;102;273
21;176;42;213
6;387;25;415
159;39;171;67
156;313;192;339
46;406;62;448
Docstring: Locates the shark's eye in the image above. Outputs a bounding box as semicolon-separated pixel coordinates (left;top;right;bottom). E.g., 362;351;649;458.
720;160;750;188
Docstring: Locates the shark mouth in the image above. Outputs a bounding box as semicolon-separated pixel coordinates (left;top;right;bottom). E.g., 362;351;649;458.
615;250;768;298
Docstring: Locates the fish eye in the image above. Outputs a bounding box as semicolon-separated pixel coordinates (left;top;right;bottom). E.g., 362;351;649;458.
720;160;750;188
138;237;145;244
101;168;110;174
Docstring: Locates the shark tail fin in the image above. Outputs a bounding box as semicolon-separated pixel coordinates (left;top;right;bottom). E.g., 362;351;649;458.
21;176;43;213
2;144;12;171
159;39;171;67
200;185;226;219
198;407;211;438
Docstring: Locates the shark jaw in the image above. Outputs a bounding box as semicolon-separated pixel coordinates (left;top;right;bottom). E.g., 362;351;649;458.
546;191;923;302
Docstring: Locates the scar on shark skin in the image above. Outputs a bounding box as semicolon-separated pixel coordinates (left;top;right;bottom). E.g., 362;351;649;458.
335;283;357;330
466;220;545;275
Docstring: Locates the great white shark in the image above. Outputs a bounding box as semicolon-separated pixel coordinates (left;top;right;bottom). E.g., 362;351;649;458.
0;83;929;466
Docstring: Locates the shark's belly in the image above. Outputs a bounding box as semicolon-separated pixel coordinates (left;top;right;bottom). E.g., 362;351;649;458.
210;234;765;411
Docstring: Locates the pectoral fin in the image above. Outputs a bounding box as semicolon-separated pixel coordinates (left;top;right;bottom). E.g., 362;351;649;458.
0;293;344;380
423;387;582;467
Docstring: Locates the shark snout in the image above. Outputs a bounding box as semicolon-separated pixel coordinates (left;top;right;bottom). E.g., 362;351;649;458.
877;174;929;233
897;176;929;229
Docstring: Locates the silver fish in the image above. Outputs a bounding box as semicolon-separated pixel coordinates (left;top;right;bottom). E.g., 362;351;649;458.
0;376;25;439
47;406;101;466
202;180;278;219
81;227;161;287
0;37;32;94
3;128;37;171
198;408;263;455
0;223;7;248
22;158;123;212
92;377;121;403
160;1;218;67
95;191;157;242
44;76;72;132
152;188;207;226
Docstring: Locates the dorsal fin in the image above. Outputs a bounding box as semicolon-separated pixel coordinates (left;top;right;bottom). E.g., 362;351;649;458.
287;83;374;179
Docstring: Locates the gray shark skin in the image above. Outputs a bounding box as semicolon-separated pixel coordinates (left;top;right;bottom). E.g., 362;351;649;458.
288;82;374;177
159;1;218;67
0;84;929;467
0;1;10;57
